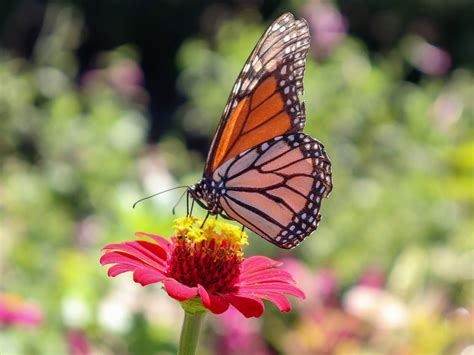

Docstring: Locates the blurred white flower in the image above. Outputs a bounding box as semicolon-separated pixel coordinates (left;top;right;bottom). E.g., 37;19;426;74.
35;66;70;98
461;344;474;355
142;288;183;333
343;286;408;329
108;112;147;152
97;280;140;333
432;93;463;130
61;295;91;327
97;298;133;334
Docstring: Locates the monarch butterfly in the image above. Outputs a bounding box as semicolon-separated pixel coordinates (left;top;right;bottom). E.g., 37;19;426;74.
188;12;333;249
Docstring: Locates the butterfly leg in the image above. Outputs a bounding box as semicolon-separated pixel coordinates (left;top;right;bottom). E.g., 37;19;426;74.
201;211;210;228
188;195;196;217
186;191;189;216
186;191;191;217
220;211;234;220
240;225;246;238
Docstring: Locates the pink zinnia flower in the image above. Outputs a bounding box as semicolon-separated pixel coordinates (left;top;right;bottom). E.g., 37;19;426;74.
0;293;43;327
100;217;304;318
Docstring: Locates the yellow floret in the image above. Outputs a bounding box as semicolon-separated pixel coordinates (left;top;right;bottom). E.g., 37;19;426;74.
173;216;248;248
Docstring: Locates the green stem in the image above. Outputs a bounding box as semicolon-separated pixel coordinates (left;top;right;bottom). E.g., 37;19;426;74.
178;300;206;355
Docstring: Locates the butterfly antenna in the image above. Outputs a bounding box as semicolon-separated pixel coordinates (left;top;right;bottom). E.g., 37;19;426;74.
133;186;188;209
172;189;188;215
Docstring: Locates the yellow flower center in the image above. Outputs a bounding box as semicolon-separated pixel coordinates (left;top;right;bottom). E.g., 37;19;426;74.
173;217;248;251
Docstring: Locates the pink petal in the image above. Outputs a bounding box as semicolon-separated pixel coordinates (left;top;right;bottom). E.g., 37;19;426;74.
197;285;210;305
239;283;305;299
225;294;265;318
130;240;168;263
102;252;167;287
133;269;166;286
134;232;172;249
198;285;229;314
253;291;292;312
238;269;295;285
241;256;282;275
163;279;198;301
107;264;136;277
100;251;167;275
102;241;167;269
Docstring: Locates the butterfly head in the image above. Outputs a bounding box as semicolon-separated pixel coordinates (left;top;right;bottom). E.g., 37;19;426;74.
188;178;225;215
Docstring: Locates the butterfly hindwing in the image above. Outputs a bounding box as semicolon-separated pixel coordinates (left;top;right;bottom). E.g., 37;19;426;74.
213;133;332;249
205;13;311;175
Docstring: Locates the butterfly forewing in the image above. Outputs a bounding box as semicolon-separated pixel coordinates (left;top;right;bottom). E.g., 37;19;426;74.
205;13;311;175
214;133;332;249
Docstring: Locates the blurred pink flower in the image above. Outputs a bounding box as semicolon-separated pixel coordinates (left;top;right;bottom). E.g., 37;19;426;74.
279;257;314;295
358;268;385;289
75;216;102;248
410;41;451;76
280;259;339;306
0;293;42;327
283;308;367;354
80;57;148;104
214;307;270;355
108;59;145;97
67;329;91;355
315;268;339;306
304;1;347;59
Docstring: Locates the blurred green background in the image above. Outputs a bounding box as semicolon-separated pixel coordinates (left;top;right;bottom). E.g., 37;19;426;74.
1;0;473;354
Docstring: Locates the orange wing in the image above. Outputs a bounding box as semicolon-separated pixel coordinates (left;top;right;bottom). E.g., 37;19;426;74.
205;13;310;175
213;133;333;249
